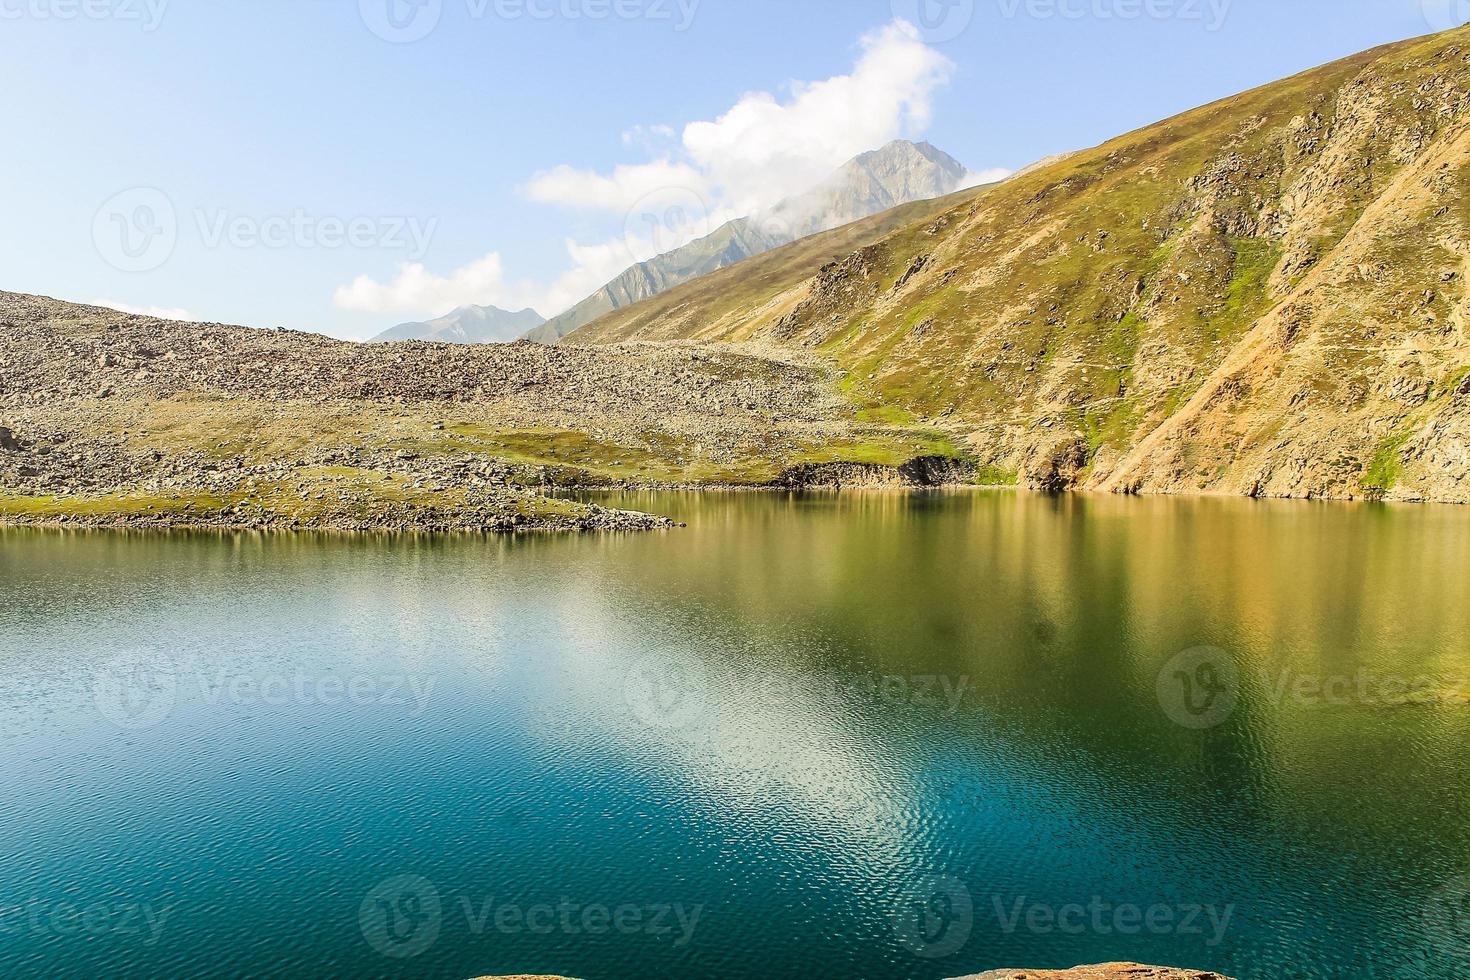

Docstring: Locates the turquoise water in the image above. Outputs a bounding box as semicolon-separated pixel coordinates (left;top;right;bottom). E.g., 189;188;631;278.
2;491;1469;979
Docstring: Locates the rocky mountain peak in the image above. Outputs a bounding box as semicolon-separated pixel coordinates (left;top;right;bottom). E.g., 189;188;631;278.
372;304;545;345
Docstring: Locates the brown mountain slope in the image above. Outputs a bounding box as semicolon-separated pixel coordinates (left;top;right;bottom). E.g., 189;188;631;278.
572;27;1470;504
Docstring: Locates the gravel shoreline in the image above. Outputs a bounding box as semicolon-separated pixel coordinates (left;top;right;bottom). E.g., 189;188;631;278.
0;291;964;533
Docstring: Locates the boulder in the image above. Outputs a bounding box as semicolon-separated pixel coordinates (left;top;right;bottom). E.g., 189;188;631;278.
951;963;1235;980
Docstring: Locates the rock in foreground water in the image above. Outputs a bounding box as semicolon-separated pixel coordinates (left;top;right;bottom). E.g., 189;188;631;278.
954;964;1235;980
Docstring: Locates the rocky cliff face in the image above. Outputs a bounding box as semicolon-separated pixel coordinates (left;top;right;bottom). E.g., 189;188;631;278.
570;27;1470;505
776;454;975;489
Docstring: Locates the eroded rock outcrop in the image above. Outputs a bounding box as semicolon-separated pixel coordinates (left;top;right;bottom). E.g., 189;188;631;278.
776;455;975;490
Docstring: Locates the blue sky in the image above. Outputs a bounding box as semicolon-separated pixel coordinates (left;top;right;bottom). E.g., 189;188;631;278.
0;0;1457;339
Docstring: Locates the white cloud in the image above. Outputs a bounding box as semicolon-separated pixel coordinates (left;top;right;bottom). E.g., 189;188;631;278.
93;300;199;322
529;20;953;220
621;123;676;148
524;159;709;213
332;253;508;315
959;167;1014;189
334;19;993;322
683;20;954;213
327;234;706;321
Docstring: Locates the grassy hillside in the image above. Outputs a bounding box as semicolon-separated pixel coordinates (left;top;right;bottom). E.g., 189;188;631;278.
573;28;1470;504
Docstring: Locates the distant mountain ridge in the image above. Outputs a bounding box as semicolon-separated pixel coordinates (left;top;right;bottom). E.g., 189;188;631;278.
522;139;968;344
526;220;786;347
372;305;545;344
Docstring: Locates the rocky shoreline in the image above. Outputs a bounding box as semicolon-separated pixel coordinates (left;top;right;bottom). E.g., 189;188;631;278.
0;291;968;533
0;426;676;533
468;964;1233;980
0;414;978;533
0;498;674;534
953;965;1234;980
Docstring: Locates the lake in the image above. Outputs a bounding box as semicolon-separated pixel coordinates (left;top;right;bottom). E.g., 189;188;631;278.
2;490;1469;979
